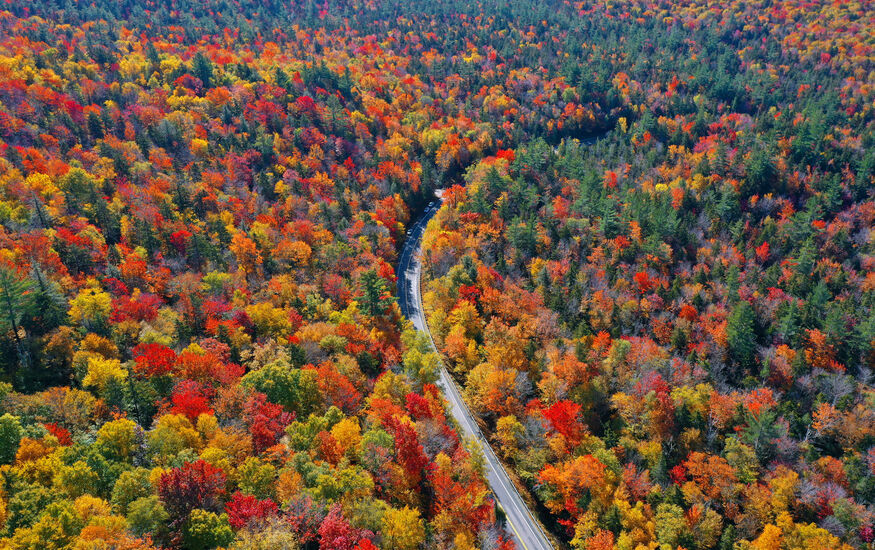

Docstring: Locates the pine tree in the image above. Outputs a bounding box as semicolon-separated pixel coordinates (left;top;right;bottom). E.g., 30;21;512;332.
21;266;66;337
358;269;391;318
192;52;214;88
0;267;33;371
726;301;756;378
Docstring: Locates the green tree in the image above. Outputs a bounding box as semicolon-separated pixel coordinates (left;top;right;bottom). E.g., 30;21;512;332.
9;499;83;549
184;509;235;550
127;496;169;538
358;269;392;318
727;301;756;375
111;468;154;515
53;461;99;498
401;331;440;387
241;360;320;417
237;457;277;500
192;53;214;88
0;267;33;372
722;436;758;484
740;408;781;463
655;503;690;548
0;413;24;464
20;267;67;338
5;483;56;533
743;146;778;196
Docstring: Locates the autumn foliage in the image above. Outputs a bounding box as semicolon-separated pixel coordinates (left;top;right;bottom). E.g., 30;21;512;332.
0;0;872;548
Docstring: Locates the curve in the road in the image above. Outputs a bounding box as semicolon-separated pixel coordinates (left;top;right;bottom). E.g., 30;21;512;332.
396;200;555;550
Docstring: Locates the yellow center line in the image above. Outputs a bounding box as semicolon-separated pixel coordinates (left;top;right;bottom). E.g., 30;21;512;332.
507;517;529;550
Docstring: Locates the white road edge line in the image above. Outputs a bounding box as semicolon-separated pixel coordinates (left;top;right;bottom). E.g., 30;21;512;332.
398;202;555;550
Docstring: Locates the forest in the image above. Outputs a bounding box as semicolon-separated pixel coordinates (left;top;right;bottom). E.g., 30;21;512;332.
0;0;871;549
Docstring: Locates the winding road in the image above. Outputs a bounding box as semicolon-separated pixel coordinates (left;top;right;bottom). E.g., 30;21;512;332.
396;200;555;550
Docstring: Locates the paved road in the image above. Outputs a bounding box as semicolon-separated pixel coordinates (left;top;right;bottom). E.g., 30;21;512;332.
396;200;554;550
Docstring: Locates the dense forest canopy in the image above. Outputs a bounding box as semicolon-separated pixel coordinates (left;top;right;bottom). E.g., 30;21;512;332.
0;0;871;549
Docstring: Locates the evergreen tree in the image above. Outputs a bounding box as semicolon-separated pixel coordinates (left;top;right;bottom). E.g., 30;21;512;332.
0;267;33;372
359;269;392;318
192;52;214;88
726;301;756;379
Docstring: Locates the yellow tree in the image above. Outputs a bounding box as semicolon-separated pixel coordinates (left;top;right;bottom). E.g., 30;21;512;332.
381;505;426;550
96;418;138;461
495;415;524;459
69;286;112;332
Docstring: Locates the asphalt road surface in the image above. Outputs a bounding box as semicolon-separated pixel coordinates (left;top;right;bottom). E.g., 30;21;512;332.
396;200;555;550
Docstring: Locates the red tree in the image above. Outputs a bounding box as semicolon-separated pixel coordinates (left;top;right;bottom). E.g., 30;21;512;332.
225;492;278;529
245;393;293;454
385;416;430;485
169;380;214;422
542;400;585;449
43;422;72;446
286;495;324;545
318;504;373;550
158;459;227;518
132;342;177;377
